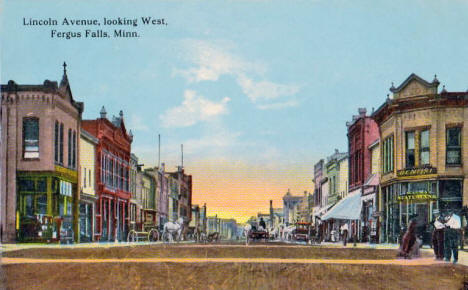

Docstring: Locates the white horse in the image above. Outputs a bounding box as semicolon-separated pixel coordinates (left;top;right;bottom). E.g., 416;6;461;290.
162;217;184;243
244;224;252;245
282;225;296;241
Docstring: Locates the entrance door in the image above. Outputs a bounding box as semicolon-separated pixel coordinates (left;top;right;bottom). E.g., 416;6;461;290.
414;203;429;243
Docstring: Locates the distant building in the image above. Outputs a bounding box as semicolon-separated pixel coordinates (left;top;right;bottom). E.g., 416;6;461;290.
283;190;303;225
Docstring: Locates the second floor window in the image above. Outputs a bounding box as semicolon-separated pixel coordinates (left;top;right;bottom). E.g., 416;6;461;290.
383;135;394;174
420;129;430;165
23;118;39;159
68;129;72;166
405;131;415;168
446;127;461;165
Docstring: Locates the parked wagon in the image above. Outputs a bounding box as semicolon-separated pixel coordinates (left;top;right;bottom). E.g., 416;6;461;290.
127;222;160;242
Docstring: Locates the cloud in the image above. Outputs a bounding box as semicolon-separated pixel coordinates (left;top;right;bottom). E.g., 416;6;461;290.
174;40;264;83
160;90;230;128
237;75;299;108
127;114;149;132
174;40;300;110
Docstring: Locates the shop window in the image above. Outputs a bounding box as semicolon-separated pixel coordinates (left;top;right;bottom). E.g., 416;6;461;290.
37;195;47;215
405;131;415;168
25;195;34;216
420;130;430;166
23;118;39;159
37;178;47;192
439;180;462;199
446;127;461;165
19;179;35;192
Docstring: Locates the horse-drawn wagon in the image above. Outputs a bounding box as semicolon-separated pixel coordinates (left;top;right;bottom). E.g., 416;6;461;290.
293;222;311;242
127;221;160;242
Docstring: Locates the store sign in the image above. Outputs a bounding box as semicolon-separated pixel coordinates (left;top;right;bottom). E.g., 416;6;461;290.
397;191;437;201
397;167;437;177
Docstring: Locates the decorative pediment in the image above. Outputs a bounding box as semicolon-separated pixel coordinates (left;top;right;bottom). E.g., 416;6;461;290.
390;73;439;99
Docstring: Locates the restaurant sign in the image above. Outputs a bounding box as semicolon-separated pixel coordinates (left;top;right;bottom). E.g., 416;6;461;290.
397;167;437;177
397;191;437;201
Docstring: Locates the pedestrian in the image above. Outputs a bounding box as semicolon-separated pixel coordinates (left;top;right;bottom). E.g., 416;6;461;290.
398;219;418;259
340;223;349;246
259;218;266;231
352;221;357;247
444;211;461;264
432;215;445;260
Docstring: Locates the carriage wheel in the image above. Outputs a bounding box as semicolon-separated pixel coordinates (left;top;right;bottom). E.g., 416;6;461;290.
148;229;159;242
127;230;137;243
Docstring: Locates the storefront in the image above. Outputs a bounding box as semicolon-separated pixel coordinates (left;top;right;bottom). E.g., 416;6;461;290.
17;168;77;242
382;178;463;244
79;193;96;242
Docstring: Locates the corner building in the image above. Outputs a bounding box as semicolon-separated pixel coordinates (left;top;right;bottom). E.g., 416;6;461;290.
0;65;83;243
372;73;468;244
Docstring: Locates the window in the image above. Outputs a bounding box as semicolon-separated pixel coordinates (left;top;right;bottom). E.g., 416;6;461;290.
89;169;91;187
446;127;461;165
54;121;59;163
420;129;430;165
83;168;87;188
383;135;394;173
405;131;415;168
68;129;72;166
59;123;64;164
72;131;76;168
23;118;39;158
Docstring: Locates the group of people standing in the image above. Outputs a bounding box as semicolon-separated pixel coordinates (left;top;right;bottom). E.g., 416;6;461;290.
432;212;461;263
398;211;462;264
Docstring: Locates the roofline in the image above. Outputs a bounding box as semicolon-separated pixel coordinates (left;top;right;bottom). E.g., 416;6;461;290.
80;129;99;144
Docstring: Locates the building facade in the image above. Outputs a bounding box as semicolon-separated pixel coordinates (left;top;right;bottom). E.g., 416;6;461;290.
347;107;379;242
372;73;468;244
79;130;98;242
1;65;83;243
283;190;303;225
81;108;132;242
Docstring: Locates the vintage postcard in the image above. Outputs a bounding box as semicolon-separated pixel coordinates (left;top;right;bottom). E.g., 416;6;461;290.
1;0;468;289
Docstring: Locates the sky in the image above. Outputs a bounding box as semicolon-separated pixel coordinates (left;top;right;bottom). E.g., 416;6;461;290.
1;0;468;223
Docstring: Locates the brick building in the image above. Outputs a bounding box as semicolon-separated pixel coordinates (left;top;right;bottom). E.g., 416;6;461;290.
1;64;83;243
81;107;132;242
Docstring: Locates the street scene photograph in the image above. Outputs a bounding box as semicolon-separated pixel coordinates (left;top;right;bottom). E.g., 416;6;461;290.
1;0;468;289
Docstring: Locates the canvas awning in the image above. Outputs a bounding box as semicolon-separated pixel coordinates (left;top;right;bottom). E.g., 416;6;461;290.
321;190;362;220
314;203;334;217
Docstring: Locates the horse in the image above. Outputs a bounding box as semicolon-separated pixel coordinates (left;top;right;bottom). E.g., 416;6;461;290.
162;217;184;243
244;224;252;245
282;225;296;241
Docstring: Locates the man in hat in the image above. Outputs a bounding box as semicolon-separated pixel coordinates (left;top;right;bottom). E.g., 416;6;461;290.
444;211;461;264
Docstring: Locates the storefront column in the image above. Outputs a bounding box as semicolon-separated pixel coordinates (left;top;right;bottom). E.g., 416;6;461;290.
46;177;53;216
73;183;79;243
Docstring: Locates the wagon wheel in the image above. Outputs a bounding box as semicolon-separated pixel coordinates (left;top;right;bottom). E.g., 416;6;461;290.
148;229;160;242
127;230;137;243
